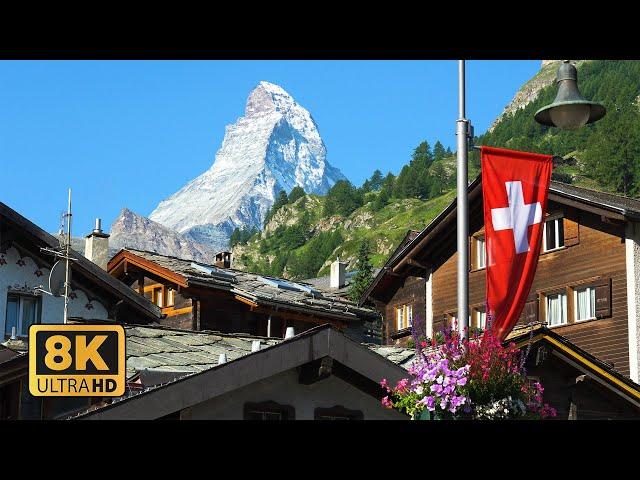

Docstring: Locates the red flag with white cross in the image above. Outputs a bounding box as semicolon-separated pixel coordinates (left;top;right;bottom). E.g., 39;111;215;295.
481;146;553;341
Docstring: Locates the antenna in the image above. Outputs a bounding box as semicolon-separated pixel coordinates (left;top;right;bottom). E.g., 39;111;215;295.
63;188;72;324
39;188;77;324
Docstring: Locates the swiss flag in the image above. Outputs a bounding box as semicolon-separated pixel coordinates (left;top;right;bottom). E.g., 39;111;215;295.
481;146;553;341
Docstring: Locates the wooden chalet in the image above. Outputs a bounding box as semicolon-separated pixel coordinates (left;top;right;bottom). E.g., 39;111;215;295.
0;201;162;419
362;177;640;385
108;249;381;342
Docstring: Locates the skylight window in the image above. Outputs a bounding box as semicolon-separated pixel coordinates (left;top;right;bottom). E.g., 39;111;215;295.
190;262;235;282
257;276;321;296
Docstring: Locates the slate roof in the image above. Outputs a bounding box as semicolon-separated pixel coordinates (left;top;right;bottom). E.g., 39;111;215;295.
366;344;416;370
303;268;382;295
125;325;281;380
548;180;640;219
0;344;27;365
121;249;380;322
123;324;415;387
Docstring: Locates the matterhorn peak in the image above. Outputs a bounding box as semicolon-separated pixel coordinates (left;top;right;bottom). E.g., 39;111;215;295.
245;81;302;119
145;81;346;252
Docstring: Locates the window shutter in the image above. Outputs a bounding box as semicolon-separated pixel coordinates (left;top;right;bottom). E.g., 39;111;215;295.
519;298;538;326
594;279;612;318
563;217;580;247
469;237;475;271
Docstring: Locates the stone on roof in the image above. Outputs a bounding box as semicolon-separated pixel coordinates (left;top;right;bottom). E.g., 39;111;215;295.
125;325;281;380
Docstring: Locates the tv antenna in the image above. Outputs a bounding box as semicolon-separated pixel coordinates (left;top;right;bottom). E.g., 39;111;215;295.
37;188;78;324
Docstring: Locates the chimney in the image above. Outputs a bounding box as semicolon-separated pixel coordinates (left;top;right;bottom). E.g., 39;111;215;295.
330;257;346;289
215;251;232;269
84;218;110;270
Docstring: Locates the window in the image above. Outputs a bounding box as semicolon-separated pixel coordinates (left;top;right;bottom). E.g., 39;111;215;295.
153;287;163;308
243;401;295;420
315;406;364;420
166;288;175;307
5;294;40;338
543;217;564;252
476;237;486;269
575;286;596;322
476;307;487;330
396;304;413;330
546;292;567;326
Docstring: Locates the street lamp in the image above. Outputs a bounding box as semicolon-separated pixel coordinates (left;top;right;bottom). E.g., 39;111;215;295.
534;60;606;130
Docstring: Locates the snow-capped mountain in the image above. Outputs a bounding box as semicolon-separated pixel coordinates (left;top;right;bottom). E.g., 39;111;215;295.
148;81;346;251
110;208;213;263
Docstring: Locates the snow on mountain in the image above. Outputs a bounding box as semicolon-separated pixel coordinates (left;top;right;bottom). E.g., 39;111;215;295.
110;208;214;263
148;81;346;251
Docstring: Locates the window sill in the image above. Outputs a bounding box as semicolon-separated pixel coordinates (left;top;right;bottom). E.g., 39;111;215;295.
541;246;566;255
547;317;605;329
575;316;597;323
391;327;412;340
546;322;569;329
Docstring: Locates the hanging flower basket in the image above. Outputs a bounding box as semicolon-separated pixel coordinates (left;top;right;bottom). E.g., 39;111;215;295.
381;321;557;420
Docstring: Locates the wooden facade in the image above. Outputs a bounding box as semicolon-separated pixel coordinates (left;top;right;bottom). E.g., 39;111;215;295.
431;202;630;376
364;178;640;382
380;276;426;346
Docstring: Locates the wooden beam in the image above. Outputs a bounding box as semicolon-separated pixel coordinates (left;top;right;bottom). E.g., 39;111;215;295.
137;273;144;296
107;251;188;288
162;306;193;317
406;258;429;269
234;295;258;308
298;357;333;385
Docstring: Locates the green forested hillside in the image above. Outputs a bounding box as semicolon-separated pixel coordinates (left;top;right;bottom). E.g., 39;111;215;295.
477;60;640;196
233;60;640;280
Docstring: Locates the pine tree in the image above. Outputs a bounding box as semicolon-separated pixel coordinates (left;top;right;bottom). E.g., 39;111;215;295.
264;189;289;226
433;140;447;161
288;186;306;204
369;169;384;190
324;180;363;217
349;239;374;302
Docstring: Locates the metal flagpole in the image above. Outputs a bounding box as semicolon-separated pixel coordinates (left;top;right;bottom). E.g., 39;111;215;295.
456;60;470;343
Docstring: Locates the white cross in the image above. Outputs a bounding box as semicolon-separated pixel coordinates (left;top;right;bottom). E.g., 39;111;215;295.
491;181;542;254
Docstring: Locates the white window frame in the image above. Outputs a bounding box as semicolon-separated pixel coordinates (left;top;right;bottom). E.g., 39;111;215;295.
574;286;596;322
476;237;486;269
476;308;487;330
546;292;568;327
396;306;405;330
5;294;41;338
543;217;565;252
396;304;413;330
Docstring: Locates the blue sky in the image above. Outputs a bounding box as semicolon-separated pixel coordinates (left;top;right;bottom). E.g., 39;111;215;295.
0;60;540;234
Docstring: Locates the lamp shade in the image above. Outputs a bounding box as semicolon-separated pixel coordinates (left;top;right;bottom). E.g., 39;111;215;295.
534;61;606;130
